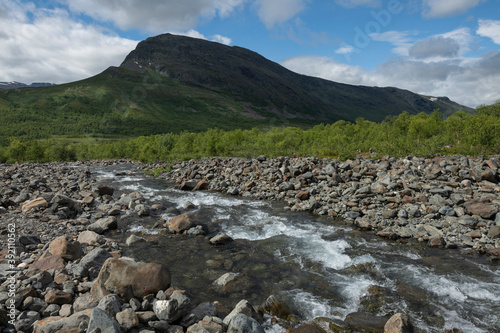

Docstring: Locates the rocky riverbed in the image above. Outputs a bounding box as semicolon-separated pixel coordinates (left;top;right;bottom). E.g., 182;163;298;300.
150;155;500;257
0;156;499;333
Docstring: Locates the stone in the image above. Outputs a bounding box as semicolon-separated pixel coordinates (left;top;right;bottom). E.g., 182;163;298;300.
66;247;113;280
295;191;310;201
344;312;387;332
45;290;73;305
126;234;147;246
92;257;171;301
179;180;199;191
16;311;41;332
384;313;414;333
223;300;262;326
428;236;446;248
87;307;121;333
227;314;264;333
210;233;233;245
59;304;73;317
464;200;498;219
213;273;252;294
438;206;456;216
88;216;118;234
97;184;115;196
30;255;66;272
194;180;210;191
73;292;99;312
136;311;157;323
487;225;500;239
153;299;180;322
49;236;83;261
77;230;104;245
52;193;77;209
165;214;196;233
116;308;139;329
187;319;224;333
458;215;478;228
189;302;218;323
287;322;326;333
22;197;48;213
97;294;122;317
258;295;294;321
32;315;89;333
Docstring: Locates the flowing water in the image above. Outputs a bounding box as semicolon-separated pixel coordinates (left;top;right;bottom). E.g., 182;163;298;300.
93;164;500;333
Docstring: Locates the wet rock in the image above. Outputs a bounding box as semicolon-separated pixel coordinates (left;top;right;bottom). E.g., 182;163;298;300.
97;184;115;196
287;321;326;333
92;257;171;301
344;312;387;332
384;313;414;333
213;273;252;294
126;234;147;246
87;307;121;333
259;295;295;322
223;300;262;326
187;318;224;333
165;213;197;233
179;180;199;191
227;314;264;333
88;216;118;234
210;233;233;245
428;236;446;248
195;180;210;191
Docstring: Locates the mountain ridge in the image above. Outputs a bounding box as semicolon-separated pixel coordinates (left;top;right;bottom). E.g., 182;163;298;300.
0;33;473;144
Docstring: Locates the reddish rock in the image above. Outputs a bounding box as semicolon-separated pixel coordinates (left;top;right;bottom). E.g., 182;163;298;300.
92;257;170;301
427;236;446;248
295;191;310;201
464;200;498;219
45;290;73;305
164;213;196;233
402;196;416;204
29;255;66;272
77;230;104;245
194;180;210;191
22;197;48;213
49;236;82;261
487;226;500;239
96;184;114;196
384;313;414;333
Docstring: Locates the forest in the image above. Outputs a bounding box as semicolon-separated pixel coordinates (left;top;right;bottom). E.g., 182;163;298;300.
0;102;499;164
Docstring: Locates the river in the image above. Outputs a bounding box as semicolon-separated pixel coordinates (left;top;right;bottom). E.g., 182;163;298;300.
93;164;500;333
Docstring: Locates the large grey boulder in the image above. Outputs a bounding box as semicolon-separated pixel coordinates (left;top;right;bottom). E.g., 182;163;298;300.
227;314;264;333
86;307;121;333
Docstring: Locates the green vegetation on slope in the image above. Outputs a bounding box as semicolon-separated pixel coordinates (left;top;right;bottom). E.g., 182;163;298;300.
1;103;498;164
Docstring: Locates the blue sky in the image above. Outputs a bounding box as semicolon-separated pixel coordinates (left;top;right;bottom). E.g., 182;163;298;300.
1;0;499;107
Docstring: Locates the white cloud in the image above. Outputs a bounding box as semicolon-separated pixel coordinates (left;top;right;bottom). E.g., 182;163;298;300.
335;45;355;54
477;19;500;45
370;30;417;56
0;0;138;84
256;0;306;28
281;51;500;108
422;0;482;18
334;0;381;8
60;0;247;33
211;34;232;45
409;36;460;59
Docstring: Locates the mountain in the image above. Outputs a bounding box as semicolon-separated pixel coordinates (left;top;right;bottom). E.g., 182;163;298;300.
0;33;473;144
0;81;55;89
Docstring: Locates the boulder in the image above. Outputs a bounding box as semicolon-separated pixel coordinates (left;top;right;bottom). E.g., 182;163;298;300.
344;312;387;332
126;234;147;246
33;314;89;333
92;257;171;301
227;314;264;333
210;233;233;245
97;184;115;196
88;216;118;234
97;294;122;317
223;300;262;326
49;236;83;261
464;200;498;219
86;307;121;333
77;230;104;246
116;308;139;329
213;273;252;294
45;290;73;305
187;319;224;333
66;247;112;280
29;255;66;272
165;214;197;233
487;225;500;239
384;313;414;333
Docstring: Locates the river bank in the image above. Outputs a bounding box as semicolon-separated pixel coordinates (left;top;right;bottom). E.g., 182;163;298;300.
0;158;499;333
149;154;500;257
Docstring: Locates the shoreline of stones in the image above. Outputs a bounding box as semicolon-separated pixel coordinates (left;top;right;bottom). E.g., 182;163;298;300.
0;156;498;333
149;154;500;258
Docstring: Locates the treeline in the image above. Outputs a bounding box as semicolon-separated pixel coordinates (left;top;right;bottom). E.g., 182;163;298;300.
1;103;499;163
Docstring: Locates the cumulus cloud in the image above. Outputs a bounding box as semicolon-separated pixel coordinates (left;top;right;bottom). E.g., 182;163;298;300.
281;50;500;108
255;0;306;28
477;19;500;45
335;45;355;54
60;0;246;33
0;0;138;84
409;36;460;59
422;0;482;18
369;30;417;56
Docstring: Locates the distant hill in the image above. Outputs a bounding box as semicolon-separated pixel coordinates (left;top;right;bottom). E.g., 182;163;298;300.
0;81;55;89
0;33;473;144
